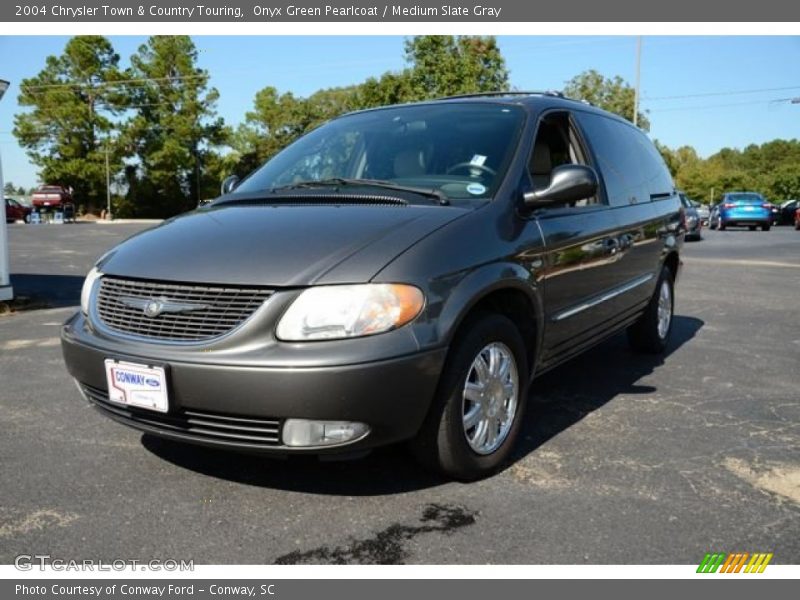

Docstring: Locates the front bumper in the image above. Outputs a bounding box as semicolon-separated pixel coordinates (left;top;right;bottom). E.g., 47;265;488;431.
62;312;446;455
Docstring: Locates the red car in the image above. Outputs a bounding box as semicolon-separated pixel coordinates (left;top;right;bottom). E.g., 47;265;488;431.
5;197;31;223
795;207;800;230
31;184;73;210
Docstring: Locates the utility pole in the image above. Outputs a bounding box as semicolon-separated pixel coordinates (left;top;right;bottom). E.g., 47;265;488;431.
105;140;112;220
633;36;642;127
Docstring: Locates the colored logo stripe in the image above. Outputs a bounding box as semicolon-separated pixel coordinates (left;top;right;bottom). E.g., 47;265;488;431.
697;552;773;573
697;553;726;573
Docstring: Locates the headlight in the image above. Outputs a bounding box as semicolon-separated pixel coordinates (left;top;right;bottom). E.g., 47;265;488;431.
80;267;102;315
276;284;424;341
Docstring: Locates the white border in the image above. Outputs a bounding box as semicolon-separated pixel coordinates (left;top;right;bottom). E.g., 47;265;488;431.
2;19;798;580
3;22;799;35
2;565;799;579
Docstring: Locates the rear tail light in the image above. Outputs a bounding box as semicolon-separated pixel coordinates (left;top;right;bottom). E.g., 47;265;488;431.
762;203;772;209
723;203;735;209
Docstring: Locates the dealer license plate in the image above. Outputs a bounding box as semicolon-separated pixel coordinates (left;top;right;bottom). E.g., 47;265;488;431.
104;359;168;413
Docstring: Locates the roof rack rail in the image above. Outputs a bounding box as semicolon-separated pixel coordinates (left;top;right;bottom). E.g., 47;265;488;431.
434;90;591;103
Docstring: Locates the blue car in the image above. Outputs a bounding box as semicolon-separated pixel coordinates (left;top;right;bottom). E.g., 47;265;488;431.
711;192;772;231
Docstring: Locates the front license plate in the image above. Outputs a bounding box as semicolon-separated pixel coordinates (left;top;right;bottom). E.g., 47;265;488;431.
104;359;168;413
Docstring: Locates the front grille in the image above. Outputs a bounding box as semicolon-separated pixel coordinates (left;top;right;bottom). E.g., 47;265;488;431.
80;384;283;447
95;276;273;342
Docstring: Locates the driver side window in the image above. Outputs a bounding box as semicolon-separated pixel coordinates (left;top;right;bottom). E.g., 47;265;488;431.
528;112;599;207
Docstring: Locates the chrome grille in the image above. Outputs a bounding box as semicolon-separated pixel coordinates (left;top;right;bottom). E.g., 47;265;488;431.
95;277;273;342
80;384;282;447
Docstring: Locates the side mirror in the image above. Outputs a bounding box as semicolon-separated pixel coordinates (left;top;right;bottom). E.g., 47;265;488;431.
220;175;241;196
523;164;598;208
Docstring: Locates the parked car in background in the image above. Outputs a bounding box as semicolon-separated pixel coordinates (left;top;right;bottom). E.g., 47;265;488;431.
711;192;772;231
679;192;702;240
62;93;684;480
694;202;710;226
768;203;780;225
709;203;720;229
31;184;73;210
795;206;800;230
5;197;31;223
779;199;799;225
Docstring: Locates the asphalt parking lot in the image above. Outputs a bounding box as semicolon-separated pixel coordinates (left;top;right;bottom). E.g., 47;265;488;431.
1;222;798;564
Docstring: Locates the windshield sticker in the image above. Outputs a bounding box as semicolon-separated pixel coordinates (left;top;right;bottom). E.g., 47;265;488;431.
470;154;487;166
466;183;487;195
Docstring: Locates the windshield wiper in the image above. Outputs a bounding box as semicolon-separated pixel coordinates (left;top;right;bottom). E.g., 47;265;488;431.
271;178;450;205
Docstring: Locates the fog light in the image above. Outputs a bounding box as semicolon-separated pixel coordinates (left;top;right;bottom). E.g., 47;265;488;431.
282;419;370;447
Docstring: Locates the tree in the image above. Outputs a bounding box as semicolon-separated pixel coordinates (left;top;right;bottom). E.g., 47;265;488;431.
234;36;510;168
404;35;509;99
13;36;124;212
3;182;16;195
121;35;226;217
563;69;649;130
659;138;800;204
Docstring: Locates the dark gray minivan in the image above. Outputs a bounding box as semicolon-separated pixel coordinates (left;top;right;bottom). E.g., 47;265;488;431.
62;92;684;480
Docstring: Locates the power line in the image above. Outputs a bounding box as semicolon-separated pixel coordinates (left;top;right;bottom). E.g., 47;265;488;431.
648;98;794;113
20;73;208;92
643;85;800;102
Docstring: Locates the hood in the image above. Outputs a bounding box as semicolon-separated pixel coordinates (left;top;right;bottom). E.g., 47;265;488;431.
99;204;469;287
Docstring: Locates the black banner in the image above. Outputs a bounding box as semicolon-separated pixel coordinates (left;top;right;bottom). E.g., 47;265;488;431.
3;0;800;22
4;579;798;600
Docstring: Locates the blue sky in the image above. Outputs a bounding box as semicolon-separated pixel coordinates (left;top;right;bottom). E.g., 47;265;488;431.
1;35;798;190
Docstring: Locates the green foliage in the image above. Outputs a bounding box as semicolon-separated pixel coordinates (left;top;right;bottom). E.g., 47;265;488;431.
231;35;510;169
3;182;20;196
120;35;226;217
658;138;800;204
563;69;649;130
403;35;509;99
13;36;124;212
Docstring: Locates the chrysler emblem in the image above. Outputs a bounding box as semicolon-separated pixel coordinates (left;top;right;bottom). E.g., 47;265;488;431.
144;300;163;318
118;295;210;318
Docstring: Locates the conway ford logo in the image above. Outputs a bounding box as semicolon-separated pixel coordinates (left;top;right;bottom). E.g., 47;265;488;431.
118;296;210;318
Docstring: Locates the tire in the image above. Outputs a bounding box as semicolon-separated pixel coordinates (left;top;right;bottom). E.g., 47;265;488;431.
762;224;771;232
718;221;726;231
627;266;674;354
795;221;800;231
411;313;529;481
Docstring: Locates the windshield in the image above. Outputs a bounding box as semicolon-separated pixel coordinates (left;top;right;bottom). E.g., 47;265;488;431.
727;193;764;204
232;103;526;202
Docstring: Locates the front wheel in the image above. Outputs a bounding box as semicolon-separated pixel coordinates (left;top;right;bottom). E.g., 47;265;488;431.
762;224;771;232
411;313;528;481
627;266;674;354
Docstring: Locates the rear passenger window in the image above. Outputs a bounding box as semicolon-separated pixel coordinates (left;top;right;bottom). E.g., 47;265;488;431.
629;128;675;199
575;112;651;207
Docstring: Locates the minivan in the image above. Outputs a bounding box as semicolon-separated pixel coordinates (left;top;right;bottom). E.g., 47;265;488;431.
62;92;684;480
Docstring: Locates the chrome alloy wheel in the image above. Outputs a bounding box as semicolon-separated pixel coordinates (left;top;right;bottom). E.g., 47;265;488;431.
657;279;672;340
461;342;519;455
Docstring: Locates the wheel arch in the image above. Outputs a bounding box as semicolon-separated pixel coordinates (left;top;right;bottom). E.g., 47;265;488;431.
435;263;544;379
